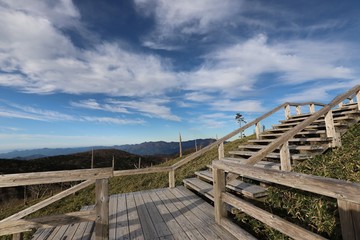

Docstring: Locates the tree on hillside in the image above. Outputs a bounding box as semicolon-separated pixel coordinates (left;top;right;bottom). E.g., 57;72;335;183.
235;113;247;138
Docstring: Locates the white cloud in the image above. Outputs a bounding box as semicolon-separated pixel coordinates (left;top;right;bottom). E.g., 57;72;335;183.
211;99;265;112
134;0;243;36
70;99;129;113
107;99;181;121
279;80;360;103
0;4;178;97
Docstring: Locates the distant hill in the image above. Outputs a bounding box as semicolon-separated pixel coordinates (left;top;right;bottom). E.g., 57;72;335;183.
0;138;215;160
0;149;163;174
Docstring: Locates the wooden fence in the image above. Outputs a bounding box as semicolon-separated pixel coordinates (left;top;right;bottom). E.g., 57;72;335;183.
212;160;360;240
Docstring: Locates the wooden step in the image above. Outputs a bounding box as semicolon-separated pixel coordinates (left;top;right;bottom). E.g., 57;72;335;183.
281;112;358;124
260;130;326;138
248;137;331;144
273;121;348;129
229;151;313;161
289;103;358;119
238;144;326;151
190;173;268;198
222;157;281;170
183;178;214;201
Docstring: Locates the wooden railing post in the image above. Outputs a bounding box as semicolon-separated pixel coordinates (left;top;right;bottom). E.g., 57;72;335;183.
356;90;360;111
95;178;109;240
218;142;224;160
337;199;360;240
325;110;341;147
339;102;343;108
284;104;291;120
280;141;291;171
309;103;315;114
296;105;301;115
255;122;261;139
169;169;175;188
12;233;23;240
213;166;227;223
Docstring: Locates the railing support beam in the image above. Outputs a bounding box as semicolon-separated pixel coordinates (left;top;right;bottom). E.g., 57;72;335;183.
169;170;175;188
284;104;291;120
280;141;291;171
357;90;360;111
95;179;109;240
213;167;227;223
218;142;224;160
338;200;360;240
255;122;261;140
309;104;315;114
325;110;341;147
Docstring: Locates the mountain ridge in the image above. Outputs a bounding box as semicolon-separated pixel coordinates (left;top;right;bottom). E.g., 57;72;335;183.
0;138;216;159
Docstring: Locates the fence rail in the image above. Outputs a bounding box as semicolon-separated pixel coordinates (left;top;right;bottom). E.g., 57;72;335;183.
212;160;360;240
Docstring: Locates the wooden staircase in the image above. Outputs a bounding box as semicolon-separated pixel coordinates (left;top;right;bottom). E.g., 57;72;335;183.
183;101;360;203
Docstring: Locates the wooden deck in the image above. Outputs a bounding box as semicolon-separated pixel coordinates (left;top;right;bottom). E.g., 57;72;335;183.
31;186;237;240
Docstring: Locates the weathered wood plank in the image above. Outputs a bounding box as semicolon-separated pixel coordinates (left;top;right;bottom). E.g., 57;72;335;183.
218;142;224;160
115;194;130;240
95;178;109;240
220;218;257;240
213;160;360;204
109;195;117;240
69;206;94;240
113;166;172;177
338;199;360;240
155;190;194;231
141;192;172;237
168;170;175;188
223;192;325;240
31;227;53;240
0;210;95;236
0;168;112;187
147;190;183;235
133;192;158;239
126;193;144;239
1;180;95;223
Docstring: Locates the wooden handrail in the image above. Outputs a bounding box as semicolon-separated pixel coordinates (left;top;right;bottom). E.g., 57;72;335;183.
172;102;288;170
287;101;326;107
213;160;360;204
245;85;360;165
0;168;113;187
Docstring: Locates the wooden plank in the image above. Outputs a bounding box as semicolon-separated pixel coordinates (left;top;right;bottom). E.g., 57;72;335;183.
338;199;360;240
82;220;95;239
280;141;291;171
356;90;360;111
227;179;267;198
47;224;69;240
220;218;257;240
0;210;96;236
141;192;172;237
12;233;23;240
184;229;206;240
162;189;205;229
0;168;112;188
147;190;184;235
69;206;93;240
223;192;325;240
109;195;117;240
155;190;195;231
133;192;158;239
126;193;144;239
284;104;291;120
213;160;360;204
309;103;315;113
95;178;109;240
296;105;301;115
113;166;172;177
115;194;130;240
213;167;227;223
31;227;53;240
1;180;95;223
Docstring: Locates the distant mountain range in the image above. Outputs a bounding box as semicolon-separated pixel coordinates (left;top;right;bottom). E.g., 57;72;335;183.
0;138;216;160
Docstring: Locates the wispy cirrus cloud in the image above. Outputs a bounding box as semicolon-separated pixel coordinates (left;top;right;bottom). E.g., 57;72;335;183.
71;98;181;121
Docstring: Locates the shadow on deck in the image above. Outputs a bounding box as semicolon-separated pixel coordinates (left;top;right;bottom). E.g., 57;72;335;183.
32;186;237;240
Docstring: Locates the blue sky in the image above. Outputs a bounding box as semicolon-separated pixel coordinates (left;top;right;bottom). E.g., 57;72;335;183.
0;0;360;152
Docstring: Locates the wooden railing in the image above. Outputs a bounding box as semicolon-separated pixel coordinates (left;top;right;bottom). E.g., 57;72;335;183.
0;168;113;240
212;160;360;240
